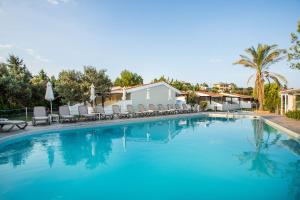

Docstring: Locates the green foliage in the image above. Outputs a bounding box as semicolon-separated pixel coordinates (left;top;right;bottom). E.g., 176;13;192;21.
187;91;197;105
211;87;218;93
0;55;33;109
200;82;208;87
263;83;280;113
114;70;143;87
152;75;199;91
286;110;300;120
56;66;112;105
30;70;50;106
82;66;113;105
56;70;84;105
0;55;113;108
234;44;286;110
199;101;208;111
230;83;238;92
288;21;300;70
152;75;170;83
233;87;253;96
172;80;194;91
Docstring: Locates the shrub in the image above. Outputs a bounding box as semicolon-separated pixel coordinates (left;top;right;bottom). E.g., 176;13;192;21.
286;110;300;120
187;91;197;105
199;101;208;111
264;83;280;113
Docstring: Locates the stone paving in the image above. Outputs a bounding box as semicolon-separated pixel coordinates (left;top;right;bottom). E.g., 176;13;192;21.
259;114;300;135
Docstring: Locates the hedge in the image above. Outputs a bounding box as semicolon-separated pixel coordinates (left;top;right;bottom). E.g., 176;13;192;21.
286;110;300;120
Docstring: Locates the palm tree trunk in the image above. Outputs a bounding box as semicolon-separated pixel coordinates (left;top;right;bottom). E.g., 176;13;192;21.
256;72;265;111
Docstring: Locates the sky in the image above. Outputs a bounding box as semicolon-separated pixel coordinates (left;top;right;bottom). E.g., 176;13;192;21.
0;0;299;88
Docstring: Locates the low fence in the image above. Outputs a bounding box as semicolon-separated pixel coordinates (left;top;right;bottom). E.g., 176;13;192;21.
0;107;59;121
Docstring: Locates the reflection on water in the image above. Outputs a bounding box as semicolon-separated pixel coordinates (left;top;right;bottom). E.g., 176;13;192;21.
285;160;300;200
0;140;34;167
0;117;300;199
237;119;281;177
236;119;300;199
0;117;235;168
59;129;115;169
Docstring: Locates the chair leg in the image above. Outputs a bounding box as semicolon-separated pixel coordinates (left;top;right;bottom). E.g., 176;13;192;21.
16;122;28;129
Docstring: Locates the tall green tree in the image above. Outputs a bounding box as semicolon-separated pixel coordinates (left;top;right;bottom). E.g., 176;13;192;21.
288;21;300;70
56;70;84;105
82;66;113;106
0;63;10;109
234;44;287;110
114;70;143;87
0;55;32;109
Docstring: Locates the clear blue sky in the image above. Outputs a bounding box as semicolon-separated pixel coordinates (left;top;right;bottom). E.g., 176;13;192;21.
0;0;299;87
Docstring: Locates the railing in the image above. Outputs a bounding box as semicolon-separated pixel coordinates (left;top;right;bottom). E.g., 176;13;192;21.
0;107;59;121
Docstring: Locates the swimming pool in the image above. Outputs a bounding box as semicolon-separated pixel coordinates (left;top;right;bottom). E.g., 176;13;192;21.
0;116;299;200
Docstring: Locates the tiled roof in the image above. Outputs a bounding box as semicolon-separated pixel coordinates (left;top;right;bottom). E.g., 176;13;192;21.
280;88;300;94
111;82;181;94
220;93;253;99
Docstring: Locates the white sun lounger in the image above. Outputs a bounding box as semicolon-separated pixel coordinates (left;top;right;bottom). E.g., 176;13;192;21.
0;120;28;132
78;105;97;121
59;106;77;123
94;105;113;120
32;106;50;126
112;105;129;118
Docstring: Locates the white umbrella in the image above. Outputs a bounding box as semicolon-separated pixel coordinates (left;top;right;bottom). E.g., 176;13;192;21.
45;81;54;114
90;84;96;107
122;87;126;112
146;88;150;100
122;87;126;101
168;88;172;101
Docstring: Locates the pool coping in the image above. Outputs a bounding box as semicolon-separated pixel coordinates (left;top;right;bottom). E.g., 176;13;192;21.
260;117;300;139
0;112;299;145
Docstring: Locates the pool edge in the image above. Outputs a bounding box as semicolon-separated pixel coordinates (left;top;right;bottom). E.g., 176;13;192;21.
1;112;299;145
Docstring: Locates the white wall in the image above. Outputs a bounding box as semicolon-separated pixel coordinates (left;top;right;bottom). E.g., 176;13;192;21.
288;94;294;111
207;101;241;111
130;85;176;108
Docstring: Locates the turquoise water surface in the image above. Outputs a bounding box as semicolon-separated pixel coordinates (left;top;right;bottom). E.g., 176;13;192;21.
0;116;300;200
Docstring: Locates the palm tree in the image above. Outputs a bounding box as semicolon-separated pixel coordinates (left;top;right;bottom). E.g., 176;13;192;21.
234;44;287;110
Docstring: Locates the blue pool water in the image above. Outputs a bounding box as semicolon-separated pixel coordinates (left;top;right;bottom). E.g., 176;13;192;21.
0;116;300;200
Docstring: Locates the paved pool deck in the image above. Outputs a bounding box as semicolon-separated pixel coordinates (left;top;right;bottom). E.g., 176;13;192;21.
258;113;300;137
0;112;299;143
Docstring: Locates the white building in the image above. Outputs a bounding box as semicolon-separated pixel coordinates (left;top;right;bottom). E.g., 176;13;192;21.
194;91;254;111
280;89;300;114
125;82;181;107
101;82;181;112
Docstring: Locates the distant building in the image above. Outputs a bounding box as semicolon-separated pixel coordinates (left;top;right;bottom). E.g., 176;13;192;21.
280;89;300;114
199;85;208;91
98;82;181;108
180;91;254;111
213;82;235;92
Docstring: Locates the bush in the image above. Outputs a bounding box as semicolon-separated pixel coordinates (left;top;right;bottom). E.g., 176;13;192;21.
187;91;197;105
264;83;280;113
199;101;208;111
286;110;300;120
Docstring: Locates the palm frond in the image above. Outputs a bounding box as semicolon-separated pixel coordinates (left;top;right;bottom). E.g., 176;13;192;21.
263;71;287;87
247;73;256;86
268;72;288;85
233;59;256;68
262;49;287;69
